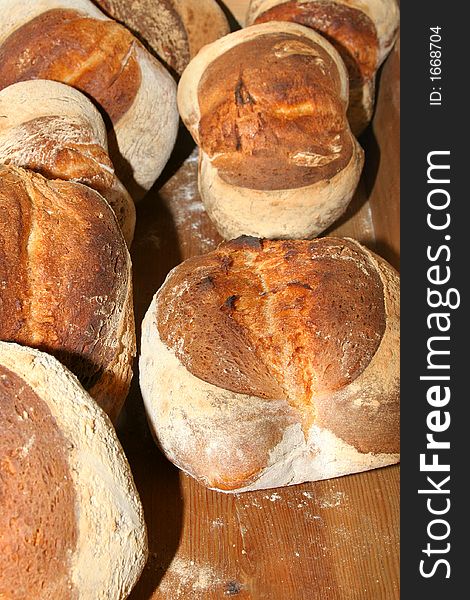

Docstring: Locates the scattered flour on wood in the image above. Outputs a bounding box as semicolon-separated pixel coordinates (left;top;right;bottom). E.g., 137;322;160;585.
319;490;347;508
244;498;263;509
159;557;222;597
160;148;217;252
167;148;203;228
265;492;282;502
211;517;225;529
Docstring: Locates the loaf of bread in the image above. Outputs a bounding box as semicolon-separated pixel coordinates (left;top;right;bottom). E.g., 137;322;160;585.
0;80;135;247
178;22;364;240
0;341;147;599
0;164;135;422
246;0;400;135
95;0;230;75
0;0;179;199
140;236;400;492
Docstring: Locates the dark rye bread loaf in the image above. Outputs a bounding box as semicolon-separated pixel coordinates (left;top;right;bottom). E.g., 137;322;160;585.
178;22;364;240
247;0;400;135
0;80;135;247
140;237;400;492
0;164;135;422
94;0;230;76
0;342;147;599
0;0;179;199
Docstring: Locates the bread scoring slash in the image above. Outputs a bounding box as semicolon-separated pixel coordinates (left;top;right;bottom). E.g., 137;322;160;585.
140;237;400;493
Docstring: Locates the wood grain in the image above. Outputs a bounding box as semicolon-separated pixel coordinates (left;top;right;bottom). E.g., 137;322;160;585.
117;2;400;599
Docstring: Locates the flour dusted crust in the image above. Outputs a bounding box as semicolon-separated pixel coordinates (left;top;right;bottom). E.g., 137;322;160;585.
0;165;135;422
0;0;179;199
247;0;400;134
0;80;135;246
95;0;230;75
178;22;364;240
0;341;147;599
140;237;400;492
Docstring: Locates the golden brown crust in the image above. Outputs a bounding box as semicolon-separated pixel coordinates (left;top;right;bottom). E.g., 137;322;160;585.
0;165;134;416
0;9;142;124
197;33;352;190
254;1;379;86
0;364;77;599
143;237;399;490
157;237;386;421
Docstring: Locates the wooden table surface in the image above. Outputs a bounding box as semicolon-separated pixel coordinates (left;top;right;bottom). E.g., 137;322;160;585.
117;2;401;598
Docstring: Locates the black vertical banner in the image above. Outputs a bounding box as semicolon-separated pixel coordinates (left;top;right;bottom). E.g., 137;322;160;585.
401;2;467;597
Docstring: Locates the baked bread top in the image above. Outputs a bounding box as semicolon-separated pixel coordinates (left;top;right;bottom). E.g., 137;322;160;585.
178;22;354;191
154;236;398;454
0;164;134;420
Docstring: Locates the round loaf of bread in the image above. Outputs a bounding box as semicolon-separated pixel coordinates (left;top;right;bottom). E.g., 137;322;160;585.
0;341;147;599
178;22;364;240
0;164;135;422
95;0;230;76
140;236;399;492
0;80;135;247
247;0;400;135
0;0;179;199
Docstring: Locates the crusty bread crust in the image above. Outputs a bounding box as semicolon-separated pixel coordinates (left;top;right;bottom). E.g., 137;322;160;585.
0;341;148;599
178;22;363;240
140;237;400;492
95;0;230;75
0;80;135;246
0;362;78;599
0;165;135;421
197;33;352;190
247;0;400;65
247;0;400;134
173;0;230;61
